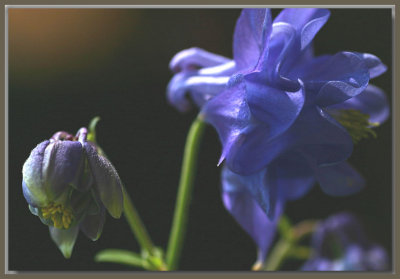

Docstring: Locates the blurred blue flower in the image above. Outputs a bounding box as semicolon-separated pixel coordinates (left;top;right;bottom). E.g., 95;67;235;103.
302;212;389;271
22;128;123;258
168;8;388;264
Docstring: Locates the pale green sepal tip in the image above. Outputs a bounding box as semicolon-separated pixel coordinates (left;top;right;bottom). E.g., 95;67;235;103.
49;226;79;259
59;244;73;259
107;200;123;219
28;204;38;216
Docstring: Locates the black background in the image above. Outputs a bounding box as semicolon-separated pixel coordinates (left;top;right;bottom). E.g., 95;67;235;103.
8;8;392;271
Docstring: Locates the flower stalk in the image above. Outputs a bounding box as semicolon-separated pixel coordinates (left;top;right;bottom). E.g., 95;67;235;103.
89;117;164;270
122;186;156;256
166;115;207;270
263;217;318;271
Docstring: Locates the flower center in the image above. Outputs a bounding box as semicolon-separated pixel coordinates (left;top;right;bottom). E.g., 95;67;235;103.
51;131;77;141
41;203;74;229
332;109;378;144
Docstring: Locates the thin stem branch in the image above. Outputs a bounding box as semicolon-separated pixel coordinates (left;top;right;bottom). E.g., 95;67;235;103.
263;218;318;271
264;239;292;271
165;116;206;270
122;187;156;256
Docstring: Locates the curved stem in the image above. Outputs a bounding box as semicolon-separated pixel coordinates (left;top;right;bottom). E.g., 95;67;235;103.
166;116;206;270
122;187;156;256
87;117;162;268
264;218;318;271
264;239;292;271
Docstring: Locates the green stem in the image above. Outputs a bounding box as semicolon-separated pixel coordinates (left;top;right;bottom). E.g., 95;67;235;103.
87;117;162;268
166;116;206;270
122;187;156;256
263;218;318;271
264;239;292;271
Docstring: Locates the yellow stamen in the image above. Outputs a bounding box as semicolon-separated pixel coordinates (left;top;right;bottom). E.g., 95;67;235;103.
41;202;74;229
332;109;377;144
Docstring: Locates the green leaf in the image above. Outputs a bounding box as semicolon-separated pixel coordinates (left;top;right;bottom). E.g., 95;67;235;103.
94;249;144;268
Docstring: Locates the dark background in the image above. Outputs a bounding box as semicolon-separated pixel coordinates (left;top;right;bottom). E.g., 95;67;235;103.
8;8;392;271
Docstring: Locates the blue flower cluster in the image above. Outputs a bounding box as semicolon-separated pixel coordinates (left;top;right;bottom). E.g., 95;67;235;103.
168;8;388;264
302;213;389;271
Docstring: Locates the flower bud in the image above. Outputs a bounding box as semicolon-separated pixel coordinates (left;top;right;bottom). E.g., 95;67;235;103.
22;127;123;258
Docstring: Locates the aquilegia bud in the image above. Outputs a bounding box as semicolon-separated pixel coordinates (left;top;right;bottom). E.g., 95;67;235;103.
22;127;123;258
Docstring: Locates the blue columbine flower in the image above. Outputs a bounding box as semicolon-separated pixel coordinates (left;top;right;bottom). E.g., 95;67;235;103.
302;212;389;271
167;8;389;264
22;128;123;258
168;8;387;175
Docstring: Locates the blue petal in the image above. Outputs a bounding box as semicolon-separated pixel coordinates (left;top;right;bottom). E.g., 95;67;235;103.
80;207;105;241
22;180;42;208
233;9;272;71
169;47;231;73
221;166;284;262
354;52;387;79
299;52;370;107
272;152;316;201
202;74;304;176
223;106;353;175
295;107;353;167
343;245;365;270
167;71;195;112
84;143;123;219
224;123;284;175
260;22;301;91
328;84;389;125
314;161;365;196
287;55;330;92
22;140;51;206
167;64;233;112
245;72;305;139
198;61;236;76
72;153;93;192
222;166;271;218
42;141;84;200
302;258;334;271
49;225;79;258
69;190;95;218
201;74;253;166
274;8;330;50
312;213;367;255
265;8;329;87
186;76;230;108
366;245;389;270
